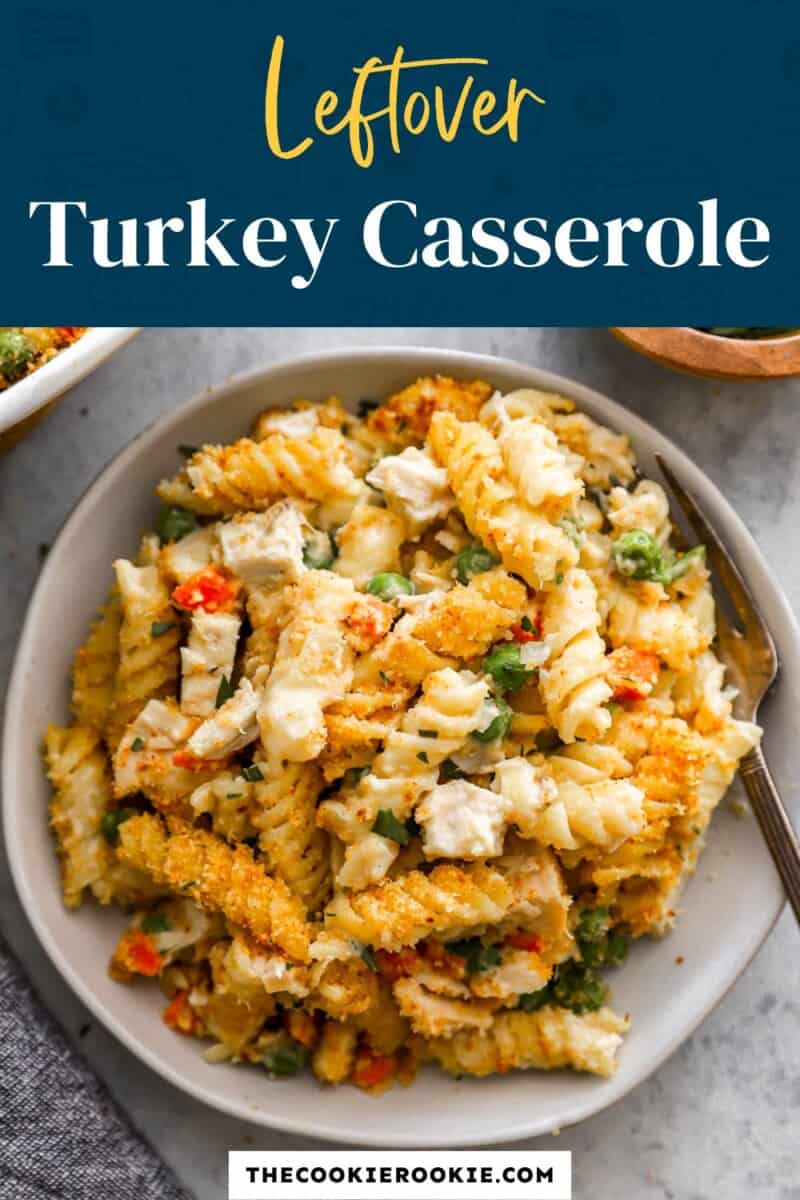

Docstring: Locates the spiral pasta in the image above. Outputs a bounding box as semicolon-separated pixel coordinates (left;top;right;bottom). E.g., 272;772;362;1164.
539;567;612;742
325;862;514;950
492;756;644;852
158;427;361;514
251;759;331;913
71;595;121;737
428;412;579;589
116;813;312;961
421;1005;629;1077
107;560;180;748
318;668;490;889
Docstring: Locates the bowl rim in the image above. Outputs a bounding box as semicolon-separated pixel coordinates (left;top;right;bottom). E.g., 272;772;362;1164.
0;327;141;434
610;326;800;379
2;344;792;1146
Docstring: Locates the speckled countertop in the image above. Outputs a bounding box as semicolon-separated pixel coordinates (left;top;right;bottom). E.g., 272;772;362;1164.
1;328;797;1199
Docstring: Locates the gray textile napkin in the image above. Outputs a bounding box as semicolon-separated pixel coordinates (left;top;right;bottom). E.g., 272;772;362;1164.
0;934;194;1200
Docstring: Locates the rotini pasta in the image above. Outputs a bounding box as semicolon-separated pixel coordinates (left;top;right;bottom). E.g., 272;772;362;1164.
539;567;613;742
428;412;579;589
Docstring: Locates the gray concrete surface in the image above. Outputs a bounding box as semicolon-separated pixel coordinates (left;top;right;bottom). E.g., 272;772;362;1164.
1;328;798;1199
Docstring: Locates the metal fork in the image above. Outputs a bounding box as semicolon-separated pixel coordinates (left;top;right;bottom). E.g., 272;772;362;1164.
656;453;800;924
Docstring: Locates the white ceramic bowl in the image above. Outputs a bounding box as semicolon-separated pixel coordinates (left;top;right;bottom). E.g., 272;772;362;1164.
0;327;140;436
3;348;795;1146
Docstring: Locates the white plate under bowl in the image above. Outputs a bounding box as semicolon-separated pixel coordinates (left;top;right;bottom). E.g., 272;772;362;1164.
3;348;794;1146
0;327;140;436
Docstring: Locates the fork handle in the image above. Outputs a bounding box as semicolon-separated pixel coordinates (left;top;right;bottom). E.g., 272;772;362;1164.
739;746;800;924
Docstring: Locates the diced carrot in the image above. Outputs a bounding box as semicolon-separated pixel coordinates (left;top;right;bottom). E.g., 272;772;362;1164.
505;931;544;953
117;931;162;977
511;615;541;643
352;1051;397;1089
171;749;213;771
607;646;661;701
172;567;238;614
54;326;85;345
376;948;420;981
284;1010;318;1048
163;990;198;1035
347;595;394;649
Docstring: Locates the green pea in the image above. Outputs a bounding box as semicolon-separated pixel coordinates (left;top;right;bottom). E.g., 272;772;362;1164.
483;643;534;692
0;330;34;382
302;530;336;570
611;529;664;581
367;572;414;601
612;529;705;586
551;961;609;1014
576;907;610;942
262;1041;308;1077
454;542;497;585
471;697;513;743
446;938;502;976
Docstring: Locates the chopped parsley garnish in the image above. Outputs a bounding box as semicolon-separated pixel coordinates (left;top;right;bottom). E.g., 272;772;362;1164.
454;542;498;585
419;729;439;738
226;792;243;799
535;727;564;753
241;764;263;782
352;940;378;972
141;912;171;934
357;398;380;419
483;643;534;693
416;750;429;763
446;938;501;976
518;987;552;1012
344;765;370;784
440;758;465;781
471;697;513;743
150;620;176;638
405;815;422;840
131;737;144;753
379;671;392;686
263;1042;308;1077
520;615;535;634
558;516;583;548
180;880;197;890
100;808;135;847
157;505;198;543
372;809;411;845
215;675;235;708
555;571;564;586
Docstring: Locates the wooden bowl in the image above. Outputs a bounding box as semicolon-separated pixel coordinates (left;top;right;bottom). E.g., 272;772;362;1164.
610;327;800;380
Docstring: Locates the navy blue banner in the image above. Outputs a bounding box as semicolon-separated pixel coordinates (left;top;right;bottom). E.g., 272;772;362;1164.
1;1;799;324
